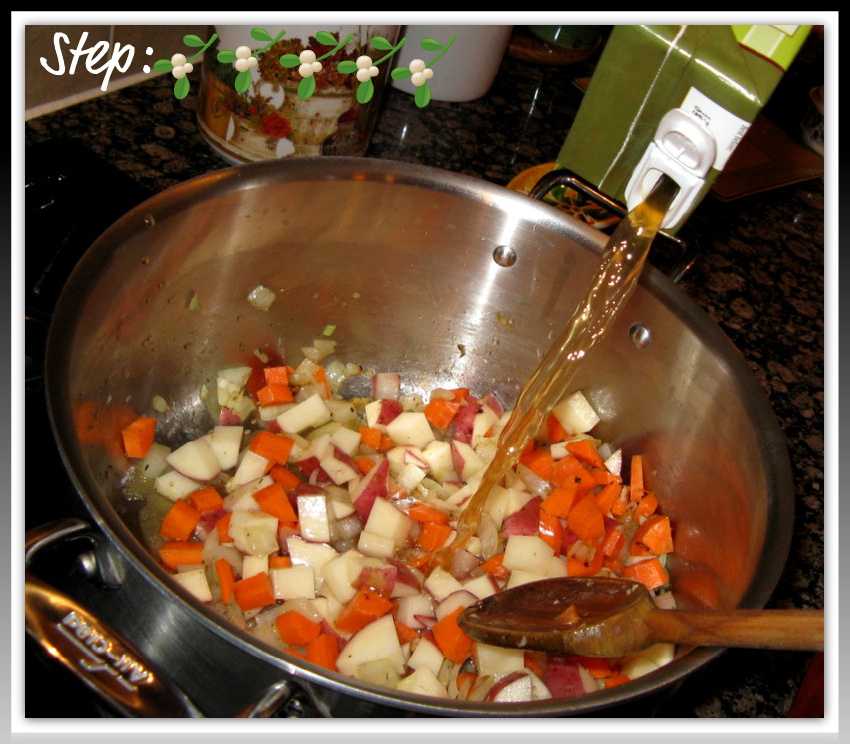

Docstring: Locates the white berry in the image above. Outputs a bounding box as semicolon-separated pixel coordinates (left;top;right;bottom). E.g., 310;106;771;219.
356;68;371;83
409;59;426;74
171;53;187;67
172;65;187;79
299;49;317;64
235;46;252;59
235;58;250;72
411;71;425;86
184;62;194;74
356;55;373;69
299;62;314;77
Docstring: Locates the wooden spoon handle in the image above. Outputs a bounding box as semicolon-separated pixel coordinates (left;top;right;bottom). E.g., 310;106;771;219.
647;608;824;651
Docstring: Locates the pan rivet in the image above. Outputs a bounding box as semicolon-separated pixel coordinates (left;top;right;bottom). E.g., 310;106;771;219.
492;245;517;267
629;323;652;350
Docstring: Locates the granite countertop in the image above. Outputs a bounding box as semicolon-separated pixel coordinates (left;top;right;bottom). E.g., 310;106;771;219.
24;33;825;721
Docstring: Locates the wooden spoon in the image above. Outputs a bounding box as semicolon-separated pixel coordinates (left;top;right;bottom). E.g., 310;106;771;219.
457;577;824;657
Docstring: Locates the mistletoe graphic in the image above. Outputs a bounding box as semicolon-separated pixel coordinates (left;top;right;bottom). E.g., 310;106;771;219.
391;35;456;108
152;33;218;100
155;29;456;108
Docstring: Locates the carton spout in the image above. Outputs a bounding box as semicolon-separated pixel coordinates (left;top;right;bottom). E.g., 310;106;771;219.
625;108;716;230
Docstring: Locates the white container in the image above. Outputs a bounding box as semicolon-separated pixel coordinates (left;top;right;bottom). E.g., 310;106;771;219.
391;25;512;102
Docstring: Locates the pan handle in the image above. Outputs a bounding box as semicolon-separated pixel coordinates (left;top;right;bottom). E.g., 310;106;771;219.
527;167;699;284
24;518;326;718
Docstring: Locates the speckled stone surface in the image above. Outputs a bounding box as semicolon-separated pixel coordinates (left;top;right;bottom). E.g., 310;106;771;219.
24;37;825;719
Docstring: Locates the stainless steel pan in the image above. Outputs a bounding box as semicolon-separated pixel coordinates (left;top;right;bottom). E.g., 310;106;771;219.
28;157;794;717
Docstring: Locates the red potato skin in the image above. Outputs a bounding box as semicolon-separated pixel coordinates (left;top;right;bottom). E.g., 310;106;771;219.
351;458;390;520
543;656;587;698
502;496;543;537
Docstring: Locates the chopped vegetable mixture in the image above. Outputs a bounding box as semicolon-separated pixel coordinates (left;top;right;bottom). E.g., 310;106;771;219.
120;335;677;703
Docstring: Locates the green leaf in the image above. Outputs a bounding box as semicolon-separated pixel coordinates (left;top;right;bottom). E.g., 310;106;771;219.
337;60;358;74
414;81;431;108
419;38;444;51
235;68;253;94
280;53;301;68
356;78;374;104
153;59;173;73
315;30;339;46
217;50;237;63
251;28;274;42
391;67;412;80
370;36;393;50
298;74;316;99
183;34;206;47
174;76;190;100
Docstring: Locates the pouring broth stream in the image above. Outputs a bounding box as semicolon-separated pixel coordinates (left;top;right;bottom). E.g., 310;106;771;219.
438;174;680;567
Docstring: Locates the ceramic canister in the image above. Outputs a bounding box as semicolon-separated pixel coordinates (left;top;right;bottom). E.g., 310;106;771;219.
198;25;400;163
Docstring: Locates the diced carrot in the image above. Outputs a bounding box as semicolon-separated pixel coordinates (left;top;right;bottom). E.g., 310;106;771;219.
257;383;294;407
577;656;614;679
253;481;298;524
546;413;569;444
269;464;303;491
567;547;605;576
159;499;202;541
523;651;547;681
417;521;454;552
621;556;669;590
306;633;339;671
233;572;276;612
76;399;137;452
268;554;292;569
632;489;659;519
216;512;234;543
358;426;383;451
540;485;578;519
264;365;293;386
121;416;156;459
592;467;621;486
215;557;235;605
480;552;509;581
159;540;204;570
520;447;554;481
449;388;470;403
551;455;596;496
630;514;674;556
276;610;323;647
595;482;623;515
355;456;376;475
189;485;224;514
394;620;420;645
566;493;605;542
630;454;645;497
432;606;473;665
378;434;395;452
538;509;563;554
601;523;626;558
565;439;607;469
313;365;331;398
423;398;461;431
335;588;394;635
249;430;294;465
604;674;631;689
407;501;451;524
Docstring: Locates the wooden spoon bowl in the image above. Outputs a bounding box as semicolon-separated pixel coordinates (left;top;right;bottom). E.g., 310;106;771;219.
458;577;824;658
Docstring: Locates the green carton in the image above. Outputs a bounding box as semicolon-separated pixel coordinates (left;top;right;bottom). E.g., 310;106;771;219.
558;24;812;232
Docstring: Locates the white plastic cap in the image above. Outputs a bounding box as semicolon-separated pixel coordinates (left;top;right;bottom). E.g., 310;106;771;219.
624;108;717;229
